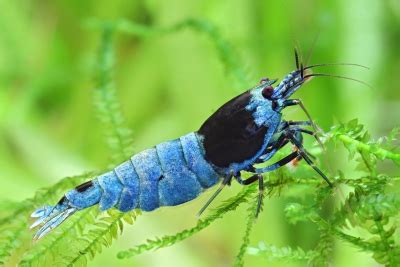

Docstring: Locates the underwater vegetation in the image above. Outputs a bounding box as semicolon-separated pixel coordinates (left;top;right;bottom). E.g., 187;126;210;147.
0;1;399;267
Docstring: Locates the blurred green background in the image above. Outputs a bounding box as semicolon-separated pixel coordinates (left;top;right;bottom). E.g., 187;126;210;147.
0;0;399;266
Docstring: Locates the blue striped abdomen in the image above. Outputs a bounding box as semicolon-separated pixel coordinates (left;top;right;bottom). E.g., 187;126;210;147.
68;132;221;213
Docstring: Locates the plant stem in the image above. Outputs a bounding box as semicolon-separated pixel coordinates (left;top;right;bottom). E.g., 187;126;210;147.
338;134;400;162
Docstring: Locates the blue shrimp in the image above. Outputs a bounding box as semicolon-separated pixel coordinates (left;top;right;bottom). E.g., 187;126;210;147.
31;51;361;240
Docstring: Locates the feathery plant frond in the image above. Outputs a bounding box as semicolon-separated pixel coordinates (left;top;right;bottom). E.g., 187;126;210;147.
233;187;264;267
329;119;400;165
249;120;400;266
19;208;137;266
87;18;254;89
0;173;93;265
24;23;145;266
247;242;317;262
309;226;334;266
94;23;134;164
117;184;258;259
3;20;138;267
15;23;141;267
0;200;24;220
62;210;137;266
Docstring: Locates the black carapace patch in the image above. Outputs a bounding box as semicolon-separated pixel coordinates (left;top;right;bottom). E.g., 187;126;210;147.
75;180;93;193
198;91;268;168
57;195;67;205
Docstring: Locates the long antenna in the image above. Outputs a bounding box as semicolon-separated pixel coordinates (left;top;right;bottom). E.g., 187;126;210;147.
304;73;372;88
305;63;369;70
294;48;300;70
304;31;320;67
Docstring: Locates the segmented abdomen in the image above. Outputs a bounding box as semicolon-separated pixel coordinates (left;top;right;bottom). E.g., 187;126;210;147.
68;132;220;212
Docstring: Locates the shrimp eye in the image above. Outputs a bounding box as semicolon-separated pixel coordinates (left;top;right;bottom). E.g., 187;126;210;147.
262;85;274;99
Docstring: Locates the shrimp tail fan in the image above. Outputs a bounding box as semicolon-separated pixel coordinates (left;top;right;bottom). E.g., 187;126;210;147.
30;203;77;240
30;179;102;240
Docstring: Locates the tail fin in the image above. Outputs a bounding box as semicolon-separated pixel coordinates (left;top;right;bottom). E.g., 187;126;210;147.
30;201;77;240
30;179;102;240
